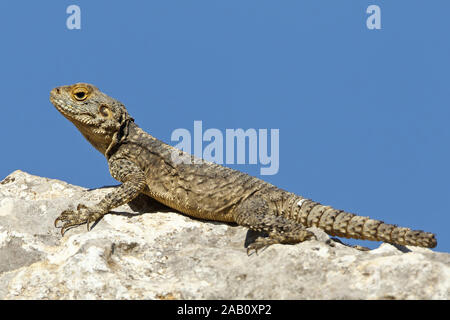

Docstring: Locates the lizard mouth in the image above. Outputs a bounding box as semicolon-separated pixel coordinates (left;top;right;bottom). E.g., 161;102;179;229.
50;89;71;114
50;97;81;120
50;93;95;124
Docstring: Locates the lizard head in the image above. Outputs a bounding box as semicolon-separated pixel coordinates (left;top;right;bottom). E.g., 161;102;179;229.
50;83;134;155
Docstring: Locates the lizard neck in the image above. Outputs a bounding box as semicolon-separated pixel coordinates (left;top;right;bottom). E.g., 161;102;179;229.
104;118;134;160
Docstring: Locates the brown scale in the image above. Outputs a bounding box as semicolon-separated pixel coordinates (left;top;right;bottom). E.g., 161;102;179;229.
318;208;341;234
361;219;383;241
331;212;354;237
298;200;318;226
376;223;396;243
285;195;300;220
346;215;368;238
306;204;329;228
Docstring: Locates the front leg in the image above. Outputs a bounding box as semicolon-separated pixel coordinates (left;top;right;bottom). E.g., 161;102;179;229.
54;158;146;236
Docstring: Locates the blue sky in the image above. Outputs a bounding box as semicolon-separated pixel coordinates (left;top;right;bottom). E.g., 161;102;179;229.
0;1;449;251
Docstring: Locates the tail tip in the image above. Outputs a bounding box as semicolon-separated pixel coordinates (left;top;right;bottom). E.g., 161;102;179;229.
418;232;437;248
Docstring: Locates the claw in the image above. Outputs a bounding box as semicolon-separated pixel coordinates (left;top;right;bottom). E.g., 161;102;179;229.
60;225;67;237
54;203;104;237
246;245;259;256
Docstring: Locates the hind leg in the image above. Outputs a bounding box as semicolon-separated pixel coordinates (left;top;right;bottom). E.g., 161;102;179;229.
233;196;316;254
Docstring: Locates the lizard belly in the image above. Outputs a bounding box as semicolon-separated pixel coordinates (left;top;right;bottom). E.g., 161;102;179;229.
142;187;236;223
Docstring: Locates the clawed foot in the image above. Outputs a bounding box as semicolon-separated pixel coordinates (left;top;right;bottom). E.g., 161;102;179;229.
328;237;371;251
246;230;317;256
246;237;277;256
54;203;105;236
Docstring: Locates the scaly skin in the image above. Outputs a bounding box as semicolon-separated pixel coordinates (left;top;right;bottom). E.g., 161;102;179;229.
50;83;437;252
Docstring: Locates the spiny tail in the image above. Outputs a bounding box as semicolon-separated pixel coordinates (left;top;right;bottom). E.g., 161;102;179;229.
294;198;437;248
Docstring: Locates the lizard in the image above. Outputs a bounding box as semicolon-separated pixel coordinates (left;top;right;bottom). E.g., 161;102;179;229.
49;83;437;253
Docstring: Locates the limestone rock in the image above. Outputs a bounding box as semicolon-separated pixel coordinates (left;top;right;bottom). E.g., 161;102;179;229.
0;170;448;299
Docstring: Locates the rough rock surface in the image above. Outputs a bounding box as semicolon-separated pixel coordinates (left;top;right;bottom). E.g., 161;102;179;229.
0;170;448;300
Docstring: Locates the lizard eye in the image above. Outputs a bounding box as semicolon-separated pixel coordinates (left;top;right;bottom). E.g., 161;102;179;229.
72;87;89;101
99;105;111;117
